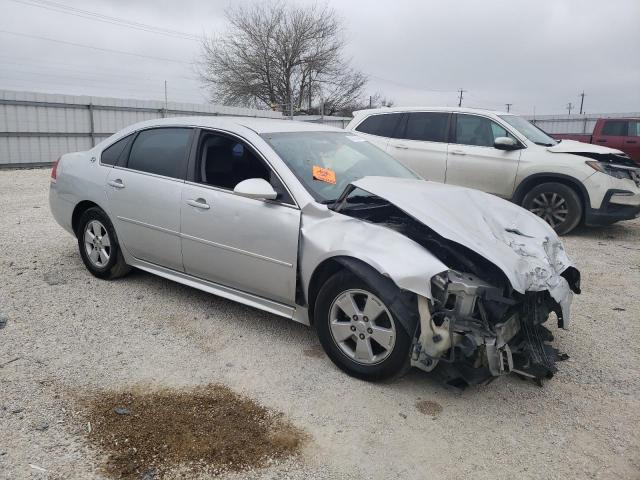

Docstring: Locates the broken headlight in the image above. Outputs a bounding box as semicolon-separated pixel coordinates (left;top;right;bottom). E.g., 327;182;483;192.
586;160;639;183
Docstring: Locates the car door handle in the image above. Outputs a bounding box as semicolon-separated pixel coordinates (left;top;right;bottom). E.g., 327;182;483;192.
394;144;409;149
450;149;466;155
626;140;637;144
107;179;125;189
186;198;210;210
596;139;607;143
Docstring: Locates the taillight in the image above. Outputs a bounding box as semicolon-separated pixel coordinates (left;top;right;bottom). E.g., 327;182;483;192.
51;157;60;181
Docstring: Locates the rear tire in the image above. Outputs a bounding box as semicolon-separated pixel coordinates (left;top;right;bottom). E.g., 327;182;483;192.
522;182;582;235
315;271;412;381
77;207;130;279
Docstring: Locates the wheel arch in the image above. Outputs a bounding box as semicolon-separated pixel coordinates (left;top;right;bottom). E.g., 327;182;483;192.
513;173;590;212
71;200;107;237
307;255;420;337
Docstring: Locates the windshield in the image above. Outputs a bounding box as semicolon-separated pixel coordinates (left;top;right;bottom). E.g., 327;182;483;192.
262;131;418;203
499;115;557;146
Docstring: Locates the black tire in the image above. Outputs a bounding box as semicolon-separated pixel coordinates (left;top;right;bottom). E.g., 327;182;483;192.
76;207;130;280
315;271;413;381
522;182;582;235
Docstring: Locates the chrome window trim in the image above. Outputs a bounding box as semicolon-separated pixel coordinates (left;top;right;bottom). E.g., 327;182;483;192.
112;164;187;184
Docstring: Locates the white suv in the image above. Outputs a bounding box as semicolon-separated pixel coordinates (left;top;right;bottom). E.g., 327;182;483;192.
346;107;640;234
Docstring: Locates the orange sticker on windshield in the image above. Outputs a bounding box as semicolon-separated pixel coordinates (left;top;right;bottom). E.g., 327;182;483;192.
312;165;336;184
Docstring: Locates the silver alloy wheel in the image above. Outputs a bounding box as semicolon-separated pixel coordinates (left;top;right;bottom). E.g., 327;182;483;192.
328;289;396;365
83;220;111;268
528;192;569;228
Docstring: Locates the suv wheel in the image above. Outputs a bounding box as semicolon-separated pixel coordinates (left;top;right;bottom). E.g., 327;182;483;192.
522;182;582;235
315;271;412;381
77;207;130;279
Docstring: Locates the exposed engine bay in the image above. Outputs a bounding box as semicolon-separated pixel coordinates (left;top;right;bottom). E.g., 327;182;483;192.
335;194;581;387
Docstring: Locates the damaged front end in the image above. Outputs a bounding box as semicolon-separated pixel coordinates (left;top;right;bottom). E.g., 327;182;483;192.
413;270;570;387
330;177;582;387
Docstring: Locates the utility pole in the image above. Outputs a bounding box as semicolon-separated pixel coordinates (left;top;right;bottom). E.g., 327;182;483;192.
369;95;372;108
505;103;512;113
579;91;585;114
164;80;168;110
566;102;573;115
458;89;466;107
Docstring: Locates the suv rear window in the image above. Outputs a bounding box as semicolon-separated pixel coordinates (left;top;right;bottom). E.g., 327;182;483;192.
127;128;193;179
355;113;402;138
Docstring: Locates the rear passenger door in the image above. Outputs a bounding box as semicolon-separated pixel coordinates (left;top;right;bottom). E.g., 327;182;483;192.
106;127;193;271
444;114;521;198
352;113;403;151
386;112;449;182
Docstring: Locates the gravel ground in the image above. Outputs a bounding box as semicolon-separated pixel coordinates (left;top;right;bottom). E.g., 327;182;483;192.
1;168;639;480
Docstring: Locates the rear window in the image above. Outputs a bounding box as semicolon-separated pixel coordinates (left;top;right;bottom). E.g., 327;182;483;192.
403;112;449;142
355;113;402;138
602;120;628;136
127;128;192;179
101;134;133;166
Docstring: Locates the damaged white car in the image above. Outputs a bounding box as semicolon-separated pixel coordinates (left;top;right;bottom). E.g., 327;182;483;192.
49;118;581;387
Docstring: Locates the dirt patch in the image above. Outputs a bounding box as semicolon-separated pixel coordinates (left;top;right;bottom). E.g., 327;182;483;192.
415;400;443;416
302;345;325;358
81;385;305;478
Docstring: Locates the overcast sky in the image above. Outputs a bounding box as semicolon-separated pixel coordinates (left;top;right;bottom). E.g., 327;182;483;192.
1;0;638;115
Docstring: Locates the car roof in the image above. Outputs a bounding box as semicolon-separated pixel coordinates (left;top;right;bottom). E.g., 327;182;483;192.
352;106;512;116
120;116;344;134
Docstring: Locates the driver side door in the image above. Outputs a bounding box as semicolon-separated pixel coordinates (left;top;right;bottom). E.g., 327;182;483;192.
445;113;521;198
180;130;300;304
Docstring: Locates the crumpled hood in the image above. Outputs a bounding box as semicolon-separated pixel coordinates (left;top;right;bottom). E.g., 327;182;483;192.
351;176;577;322
547;139;623;155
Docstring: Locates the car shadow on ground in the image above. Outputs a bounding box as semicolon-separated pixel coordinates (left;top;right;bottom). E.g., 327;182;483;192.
567;220;638;240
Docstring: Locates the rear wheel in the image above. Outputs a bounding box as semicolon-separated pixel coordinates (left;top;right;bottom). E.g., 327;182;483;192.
522;182;582;235
77;207;130;279
315;271;412;381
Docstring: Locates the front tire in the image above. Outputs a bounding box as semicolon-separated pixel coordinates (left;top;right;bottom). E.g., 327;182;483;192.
315;271;412;381
77;207;130;279
522;182;582;235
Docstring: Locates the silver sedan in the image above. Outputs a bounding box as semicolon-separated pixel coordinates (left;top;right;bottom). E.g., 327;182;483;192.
49;117;581;387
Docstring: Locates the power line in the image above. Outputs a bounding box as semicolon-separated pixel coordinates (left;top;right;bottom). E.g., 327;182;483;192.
6;0;201;41
367;73;456;94
0;30;192;65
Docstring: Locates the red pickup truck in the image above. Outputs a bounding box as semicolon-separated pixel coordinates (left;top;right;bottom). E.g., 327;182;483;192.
551;118;640;165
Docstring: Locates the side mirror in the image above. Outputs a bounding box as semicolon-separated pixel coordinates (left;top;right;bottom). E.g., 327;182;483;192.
233;178;278;200
494;137;520;151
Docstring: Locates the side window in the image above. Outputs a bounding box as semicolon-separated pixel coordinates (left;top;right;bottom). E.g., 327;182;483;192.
355;114;402;138
601;120;628;136
629;121;640;137
101;134;133;166
197;133;294;205
454;114;513;147
403;112;449;142
127;128;192;179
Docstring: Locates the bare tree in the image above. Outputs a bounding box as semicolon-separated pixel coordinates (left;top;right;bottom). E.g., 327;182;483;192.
199;1;367;114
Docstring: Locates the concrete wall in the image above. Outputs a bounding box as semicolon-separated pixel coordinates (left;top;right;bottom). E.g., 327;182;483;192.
0;89;283;167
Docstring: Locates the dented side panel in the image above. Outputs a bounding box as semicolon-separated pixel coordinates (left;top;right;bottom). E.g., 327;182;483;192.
298;202;448;304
